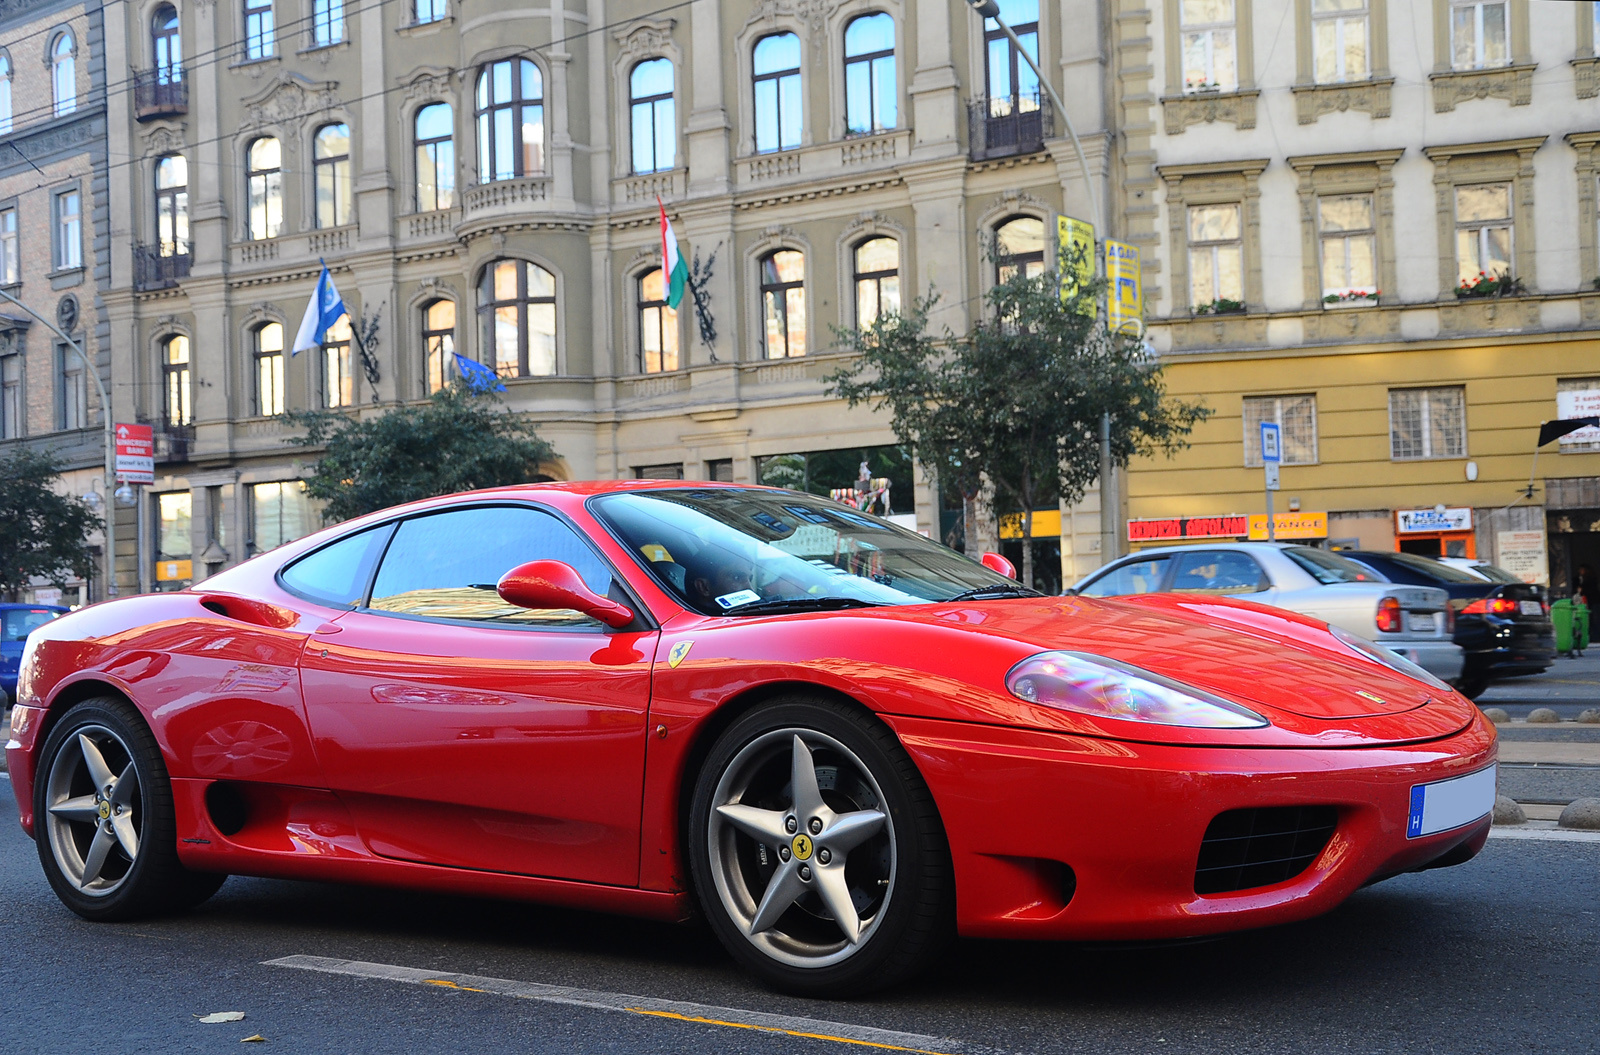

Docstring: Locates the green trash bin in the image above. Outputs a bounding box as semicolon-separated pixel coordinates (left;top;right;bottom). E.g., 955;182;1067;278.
1576;601;1590;654
1552;598;1574;656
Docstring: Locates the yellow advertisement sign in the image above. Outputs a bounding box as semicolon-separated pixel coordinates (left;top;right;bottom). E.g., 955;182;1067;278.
155;559;193;582
1106;239;1142;333
1056;215;1095;312
1247;512;1328;541
999;509;1062;539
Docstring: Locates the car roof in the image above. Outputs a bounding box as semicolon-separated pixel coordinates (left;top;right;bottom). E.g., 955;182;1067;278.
1109;542;1300;559
436;479;769;499
0;603;67;611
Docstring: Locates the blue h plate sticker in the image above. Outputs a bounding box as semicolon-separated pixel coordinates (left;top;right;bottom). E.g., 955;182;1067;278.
1407;764;1496;839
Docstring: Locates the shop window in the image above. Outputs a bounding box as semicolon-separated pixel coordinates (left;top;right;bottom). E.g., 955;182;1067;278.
705;459;734;482
154;491;192;591
1389;386;1466;460
635;463;684;479
1243;394;1318;466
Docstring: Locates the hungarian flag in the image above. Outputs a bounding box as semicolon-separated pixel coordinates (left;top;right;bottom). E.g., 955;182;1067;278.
658;198;689;310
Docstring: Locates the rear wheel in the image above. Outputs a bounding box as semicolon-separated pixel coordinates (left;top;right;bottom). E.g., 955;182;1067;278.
34;697;225;921
687;696;951;996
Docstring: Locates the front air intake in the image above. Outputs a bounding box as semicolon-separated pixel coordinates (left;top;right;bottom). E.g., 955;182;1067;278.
1194;806;1338;895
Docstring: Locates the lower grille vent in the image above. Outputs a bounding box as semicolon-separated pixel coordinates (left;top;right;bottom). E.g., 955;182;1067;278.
1195;806;1338;895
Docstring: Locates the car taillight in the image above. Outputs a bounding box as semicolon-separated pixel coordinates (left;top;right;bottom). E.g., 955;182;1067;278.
1376;596;1402;633
1460;597;1518;616
1446;606;1455;633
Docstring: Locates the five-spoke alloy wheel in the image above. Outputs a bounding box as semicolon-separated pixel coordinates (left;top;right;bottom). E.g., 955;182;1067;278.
34;697;226;921
689;696;951;995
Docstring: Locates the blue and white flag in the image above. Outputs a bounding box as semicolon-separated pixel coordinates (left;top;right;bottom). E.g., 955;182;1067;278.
453;352;506;393
292;263;347;356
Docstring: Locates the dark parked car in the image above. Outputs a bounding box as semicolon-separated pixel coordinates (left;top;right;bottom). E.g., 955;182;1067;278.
1339;551;1554;698
1;604;68;705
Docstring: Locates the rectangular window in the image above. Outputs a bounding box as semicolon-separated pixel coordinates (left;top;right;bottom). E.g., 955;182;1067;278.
324;317;354;408
634;463;684;479
1450;0;1508;70
1180;0;1238;92
1312;0;1369;83
154;491;193;590
245;0;275;60
312;0;344;46
1;353;20;439
58;346;85;431
1243;394;1318;466
415;0;446;23
54;190;81;271
1187;203;1244;309
1455;183;1512;284
250;481;316;554
0;207;17;285
1318;194;1376;299
1389;386;1467;460
705;459;734;483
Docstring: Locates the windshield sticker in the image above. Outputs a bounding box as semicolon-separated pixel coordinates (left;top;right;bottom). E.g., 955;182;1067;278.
641;543;675;563
715;589;762;609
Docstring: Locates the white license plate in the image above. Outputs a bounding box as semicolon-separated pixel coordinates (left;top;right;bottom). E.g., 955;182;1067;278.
1407;765;1496;839
1405;612;1439;633
1519;600;1542;616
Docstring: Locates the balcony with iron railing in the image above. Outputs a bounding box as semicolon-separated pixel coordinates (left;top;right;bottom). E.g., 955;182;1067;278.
134;70;188;121
133;244;191;291
968;92;1053;161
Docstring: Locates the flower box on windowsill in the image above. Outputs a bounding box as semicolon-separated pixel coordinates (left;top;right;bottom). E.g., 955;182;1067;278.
1323;290;1379;308
1455;273;1525;299
1192;298;1245;316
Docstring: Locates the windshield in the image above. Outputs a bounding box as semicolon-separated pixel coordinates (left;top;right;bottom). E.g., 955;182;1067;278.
2;608;60;641
1284;547;1382;584
590;488;1022;615
1472;564;1522;584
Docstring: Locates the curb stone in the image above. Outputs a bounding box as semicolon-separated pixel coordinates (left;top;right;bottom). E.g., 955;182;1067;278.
1492;795;1526;825
1482;707;1510;724
1578;709;1600;724
1558;798;1600;830
1527;707;1562;723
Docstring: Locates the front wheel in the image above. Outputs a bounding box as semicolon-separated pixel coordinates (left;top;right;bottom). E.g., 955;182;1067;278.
687;696;952;996
34;697;225;921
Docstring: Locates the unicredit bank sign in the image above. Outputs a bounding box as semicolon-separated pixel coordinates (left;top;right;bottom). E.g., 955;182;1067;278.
1128;515;1250;542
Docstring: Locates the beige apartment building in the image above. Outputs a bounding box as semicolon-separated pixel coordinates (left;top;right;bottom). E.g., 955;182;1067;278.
38;0;1116;595
1111;0;1600;595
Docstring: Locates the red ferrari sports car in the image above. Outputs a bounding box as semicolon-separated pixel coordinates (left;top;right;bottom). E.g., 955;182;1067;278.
7;482;1496;995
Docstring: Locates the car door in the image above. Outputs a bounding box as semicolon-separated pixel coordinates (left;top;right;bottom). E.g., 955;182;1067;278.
1076;555;1172;597
297;502;658;887
1167;550;1271;598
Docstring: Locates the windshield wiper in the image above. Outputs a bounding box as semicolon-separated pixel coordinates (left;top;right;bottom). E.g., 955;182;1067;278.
944;585;1042;602
720;596;883;616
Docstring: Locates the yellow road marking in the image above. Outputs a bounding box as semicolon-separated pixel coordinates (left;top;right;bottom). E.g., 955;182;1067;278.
424;979;488;993
624;1008;948;1053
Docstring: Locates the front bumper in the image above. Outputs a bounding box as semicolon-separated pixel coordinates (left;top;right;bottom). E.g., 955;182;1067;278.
885;712;1496;941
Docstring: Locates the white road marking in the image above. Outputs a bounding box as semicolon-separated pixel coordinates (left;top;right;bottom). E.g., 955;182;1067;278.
1488;826;1600;843
264;955;983;1053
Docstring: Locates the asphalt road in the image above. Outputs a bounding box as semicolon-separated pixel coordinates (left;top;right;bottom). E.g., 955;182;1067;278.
1;779;1596;1055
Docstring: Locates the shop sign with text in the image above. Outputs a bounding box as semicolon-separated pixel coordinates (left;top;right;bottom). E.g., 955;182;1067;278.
1247;512;1328;541
1128;515;1249;542
1496;530;1548;585
1396;507;1473;534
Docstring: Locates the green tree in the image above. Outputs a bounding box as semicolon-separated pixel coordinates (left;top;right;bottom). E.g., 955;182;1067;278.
0;447;102;600
288;381;557;523
829;250;1211;589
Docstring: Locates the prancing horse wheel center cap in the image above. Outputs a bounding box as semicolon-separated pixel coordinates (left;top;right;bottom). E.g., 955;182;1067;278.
790;833;813;861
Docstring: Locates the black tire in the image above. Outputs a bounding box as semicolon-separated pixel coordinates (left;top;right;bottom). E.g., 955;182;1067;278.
687;695;952;996
33;696;226;921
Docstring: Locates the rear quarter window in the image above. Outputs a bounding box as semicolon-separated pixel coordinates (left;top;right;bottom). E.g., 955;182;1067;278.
278;524;394;609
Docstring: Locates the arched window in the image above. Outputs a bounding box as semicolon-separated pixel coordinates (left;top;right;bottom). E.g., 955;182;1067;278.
414;103;454;211
323;314;353;407
253;322;284;416
154;154;188;257
162;335;191;425
0;52;11;136
52;32;76;117
478;259;556;377
983;0;1039;118
475;59;543;182
853;237;899;327
312;0;344;46
637;268;679;374
152;5;181;83
422;298;455;394
844;14;895;135
759;249;805;358
995;215;1044;283
246;137;283;240
314;123;352;229
244;0;274;60
752;33;801;153
630;58;675;175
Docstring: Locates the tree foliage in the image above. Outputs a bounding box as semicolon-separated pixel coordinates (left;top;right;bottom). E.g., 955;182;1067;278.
288;382;557;523
828;247;1211;585
0;447;102;599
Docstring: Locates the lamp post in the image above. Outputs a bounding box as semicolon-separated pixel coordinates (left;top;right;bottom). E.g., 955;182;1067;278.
964;0;1118;571
0;287;117;599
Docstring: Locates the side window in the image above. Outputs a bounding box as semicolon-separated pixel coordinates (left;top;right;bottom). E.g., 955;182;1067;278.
279;524;393;609
1079;556;1170;597
1169;550;1267;594
367;505;613;627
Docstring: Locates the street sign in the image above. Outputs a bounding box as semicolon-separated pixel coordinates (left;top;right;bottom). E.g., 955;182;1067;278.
1106;239;1142;333
1264;462;1280;490
1259;421;1282;540
1056;215;1095;312
114;422;154;484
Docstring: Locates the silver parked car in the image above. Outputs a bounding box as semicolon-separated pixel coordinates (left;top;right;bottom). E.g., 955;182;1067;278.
1068;543;1465;685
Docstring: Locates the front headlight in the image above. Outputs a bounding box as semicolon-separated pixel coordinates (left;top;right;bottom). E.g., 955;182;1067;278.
1005;651;1268;728
1329;626;1452;692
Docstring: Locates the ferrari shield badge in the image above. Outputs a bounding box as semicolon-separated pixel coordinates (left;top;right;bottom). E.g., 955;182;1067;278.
667;640;694;668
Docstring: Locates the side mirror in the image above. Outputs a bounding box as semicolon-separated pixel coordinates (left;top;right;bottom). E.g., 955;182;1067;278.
980;551;1017;580
497;560;635;629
